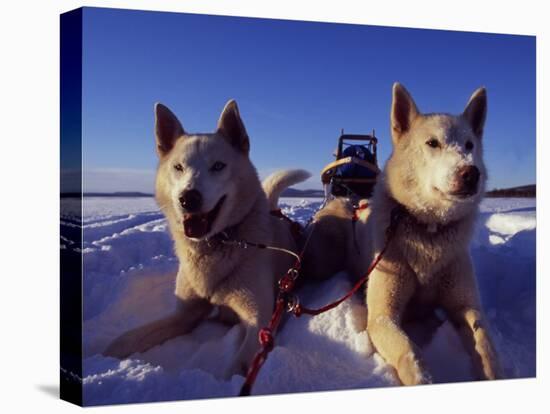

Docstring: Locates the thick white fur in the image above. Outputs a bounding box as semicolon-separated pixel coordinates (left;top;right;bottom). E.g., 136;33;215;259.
103;100;309;378
354;83;502;385
302;83;502;385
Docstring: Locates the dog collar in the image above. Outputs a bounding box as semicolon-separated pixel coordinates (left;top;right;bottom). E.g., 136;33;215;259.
390;199;451;234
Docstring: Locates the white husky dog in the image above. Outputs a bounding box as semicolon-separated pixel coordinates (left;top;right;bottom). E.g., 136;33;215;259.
104;100;309;378
353;83;502;385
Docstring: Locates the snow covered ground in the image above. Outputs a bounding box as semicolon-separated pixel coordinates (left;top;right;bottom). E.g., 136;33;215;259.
62;196;536;405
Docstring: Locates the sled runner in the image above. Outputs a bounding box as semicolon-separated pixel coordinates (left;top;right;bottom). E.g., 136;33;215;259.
321;131;380;199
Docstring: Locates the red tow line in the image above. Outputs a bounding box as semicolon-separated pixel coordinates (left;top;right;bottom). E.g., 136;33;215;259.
238;205;403;396
291;240;390;317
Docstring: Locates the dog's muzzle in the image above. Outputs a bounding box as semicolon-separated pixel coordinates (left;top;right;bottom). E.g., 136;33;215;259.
179;189;203;213
182;195;226;239
449;165;480;198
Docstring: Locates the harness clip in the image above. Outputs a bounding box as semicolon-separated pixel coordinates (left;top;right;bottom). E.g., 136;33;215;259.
285;294;301;315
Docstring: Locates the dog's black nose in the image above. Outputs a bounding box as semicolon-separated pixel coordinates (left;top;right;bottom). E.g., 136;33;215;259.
179;189;202;213
458;165;480;190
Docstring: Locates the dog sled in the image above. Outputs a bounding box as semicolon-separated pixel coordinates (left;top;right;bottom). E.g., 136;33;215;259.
321;131;381;200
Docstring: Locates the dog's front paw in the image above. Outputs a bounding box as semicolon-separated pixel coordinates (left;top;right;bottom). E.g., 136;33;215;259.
397;352;432;385
475;331;503;380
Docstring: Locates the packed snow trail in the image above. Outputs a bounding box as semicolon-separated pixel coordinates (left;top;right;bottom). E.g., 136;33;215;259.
60;197;535;405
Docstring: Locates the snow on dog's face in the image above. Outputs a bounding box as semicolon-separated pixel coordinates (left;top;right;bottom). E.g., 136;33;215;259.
154;100;262;240
385;83;488;223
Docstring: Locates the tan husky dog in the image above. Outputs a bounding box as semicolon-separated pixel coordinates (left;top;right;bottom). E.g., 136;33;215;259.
104;100;309;378
355;83;502;385
303;83;502;384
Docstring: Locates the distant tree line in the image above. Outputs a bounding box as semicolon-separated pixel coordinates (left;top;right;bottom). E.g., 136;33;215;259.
485;184;536;198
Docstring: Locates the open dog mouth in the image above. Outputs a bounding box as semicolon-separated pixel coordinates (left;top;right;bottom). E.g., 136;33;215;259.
182;195;226;239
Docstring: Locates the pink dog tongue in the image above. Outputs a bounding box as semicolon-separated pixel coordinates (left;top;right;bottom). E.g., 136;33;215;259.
183;214;209;238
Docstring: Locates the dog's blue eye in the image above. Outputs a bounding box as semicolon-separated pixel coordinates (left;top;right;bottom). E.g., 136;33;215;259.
465;141;474;150
174;163;183;172
426;138;440;148
211;161;226;172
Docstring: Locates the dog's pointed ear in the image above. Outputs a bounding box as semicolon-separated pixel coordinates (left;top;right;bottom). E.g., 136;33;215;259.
216;100;250;154
391;82;419;139
462;87;487;138
155;103;185;157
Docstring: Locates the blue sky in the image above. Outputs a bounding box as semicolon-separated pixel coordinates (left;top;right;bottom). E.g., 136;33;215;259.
81;7;536;192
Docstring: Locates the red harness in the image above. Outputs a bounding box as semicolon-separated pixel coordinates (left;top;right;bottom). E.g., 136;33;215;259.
239;205;403;396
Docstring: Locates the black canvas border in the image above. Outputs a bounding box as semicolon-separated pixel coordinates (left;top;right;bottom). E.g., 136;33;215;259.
60;7;83;406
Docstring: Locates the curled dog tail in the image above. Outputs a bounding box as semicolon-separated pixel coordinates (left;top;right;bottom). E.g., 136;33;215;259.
262;169;311;210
